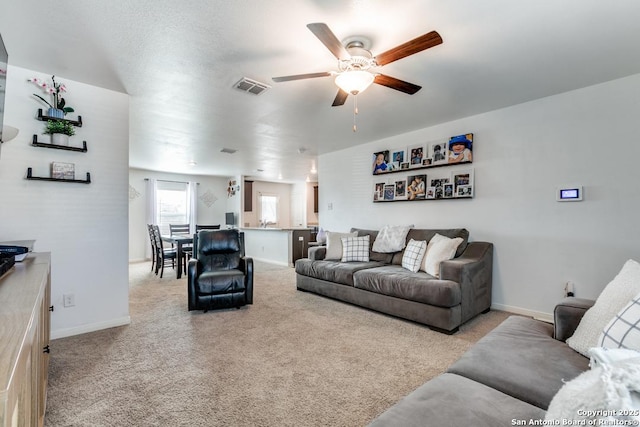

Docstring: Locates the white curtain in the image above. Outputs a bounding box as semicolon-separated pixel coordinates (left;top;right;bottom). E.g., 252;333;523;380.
188;181;198;234
145;178;158;260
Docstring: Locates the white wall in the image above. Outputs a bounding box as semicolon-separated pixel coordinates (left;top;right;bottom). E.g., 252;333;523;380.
0;66;130;338
318;73;640;319
128;168;233;261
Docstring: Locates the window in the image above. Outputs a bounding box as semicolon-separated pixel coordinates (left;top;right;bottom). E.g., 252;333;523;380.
156;180;189;234
259;194;278;226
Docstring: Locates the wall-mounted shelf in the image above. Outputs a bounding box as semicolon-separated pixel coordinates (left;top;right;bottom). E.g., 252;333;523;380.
373;160;472;177
31;135;87;152
26;167;91;184
36;109;83;127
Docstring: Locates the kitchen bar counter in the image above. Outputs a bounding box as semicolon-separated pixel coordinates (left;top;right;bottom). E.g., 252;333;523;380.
240;227;313;266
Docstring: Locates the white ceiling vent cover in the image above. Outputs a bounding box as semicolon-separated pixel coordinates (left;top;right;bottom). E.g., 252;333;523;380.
233;77;271;95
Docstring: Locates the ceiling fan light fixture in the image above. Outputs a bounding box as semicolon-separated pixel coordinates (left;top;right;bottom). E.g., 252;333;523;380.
335;70;374;95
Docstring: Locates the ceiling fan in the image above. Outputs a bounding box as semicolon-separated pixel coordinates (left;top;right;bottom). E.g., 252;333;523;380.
272;23;443;107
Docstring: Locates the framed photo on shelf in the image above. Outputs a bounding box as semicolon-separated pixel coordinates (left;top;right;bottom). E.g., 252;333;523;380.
443;183;454;198
400;162;409;170
373;182;385;201
408;145;425;167
391;149;406;171
395;180;406;198
430;177;450;199
429;140;448;165
451;169;474;197
426;187;435;199
384;185;395;201
51;162;75;180
447;133;473;164
372;150;391;175
457;185;473;197
406;174;427;200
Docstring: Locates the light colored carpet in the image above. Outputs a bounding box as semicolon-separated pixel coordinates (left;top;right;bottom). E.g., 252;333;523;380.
44;261;511;427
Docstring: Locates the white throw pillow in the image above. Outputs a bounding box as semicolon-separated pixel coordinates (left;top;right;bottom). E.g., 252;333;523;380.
371;225;412;253
401;239;427;273
599;291;640;352
567;259;640;357
341;235;370;262
420;234;463;278
325;231;357;260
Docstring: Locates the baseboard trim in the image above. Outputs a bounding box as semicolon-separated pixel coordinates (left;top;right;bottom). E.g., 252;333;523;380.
51;316;131;340
491;303;553;324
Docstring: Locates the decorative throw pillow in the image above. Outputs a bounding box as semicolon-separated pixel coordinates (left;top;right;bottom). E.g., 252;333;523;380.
421;234;463;278
598;291;640;352
401;239;427;273
325;231;358;260
341;235;370;262
567;259;640;357
545;349;640;424
371;225;413;253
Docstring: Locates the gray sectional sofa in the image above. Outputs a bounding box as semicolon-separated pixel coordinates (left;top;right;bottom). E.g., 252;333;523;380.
295;227;493;334
368;297;595;426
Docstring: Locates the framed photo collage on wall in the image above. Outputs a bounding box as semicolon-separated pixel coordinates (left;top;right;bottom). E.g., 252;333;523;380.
372;133;474;202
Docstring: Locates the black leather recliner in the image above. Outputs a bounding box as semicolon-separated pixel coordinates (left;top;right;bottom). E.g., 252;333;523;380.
187;229;253;312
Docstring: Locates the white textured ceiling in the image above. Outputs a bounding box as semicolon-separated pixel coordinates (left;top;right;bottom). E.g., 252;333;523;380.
2;0;640;182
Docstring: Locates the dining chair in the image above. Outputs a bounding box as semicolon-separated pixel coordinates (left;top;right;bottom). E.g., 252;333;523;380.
169;223;193;267
151;225;177;278
147;224;157;272
195;224;221;231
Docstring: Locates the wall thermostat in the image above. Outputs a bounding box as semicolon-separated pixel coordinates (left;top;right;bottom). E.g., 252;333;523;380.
556;186;583;202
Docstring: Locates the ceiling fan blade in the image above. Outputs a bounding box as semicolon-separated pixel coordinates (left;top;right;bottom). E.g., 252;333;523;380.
374;31;442;66
272;72;332;82
307;23;350;61
332;89;349;107
374;74;422;94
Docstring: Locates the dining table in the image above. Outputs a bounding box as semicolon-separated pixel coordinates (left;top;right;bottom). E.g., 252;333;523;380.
161;234;193;279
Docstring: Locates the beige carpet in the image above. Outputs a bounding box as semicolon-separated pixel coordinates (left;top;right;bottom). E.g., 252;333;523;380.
44;261;511;427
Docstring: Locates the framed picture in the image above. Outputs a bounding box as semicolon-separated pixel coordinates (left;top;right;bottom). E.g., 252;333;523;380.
443;183;454;198
407;174;427;200
372;150;390;175
422;158;432;166
400;162;409;170
391;149;406;171
451;169;474;197
457;185;473;197
408;145;425;167
447;133;473;164
373;182;385;201
395;180;406;198
383;185;395;201
426;187;435;199
429;140;448;165
430;177;450;199
51;162;75;180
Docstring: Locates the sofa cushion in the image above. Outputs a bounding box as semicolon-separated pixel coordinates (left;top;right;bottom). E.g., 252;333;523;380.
599;291;640;351
351;228;394;263
421;234;463;277
341;235;370;262
401;239;427;273
447;315;589;409
353;265;461;307
325;231;358;260
391;228;470;265
295;259;384;287
567;259;640;357
367;373;546;427
371;224;412;253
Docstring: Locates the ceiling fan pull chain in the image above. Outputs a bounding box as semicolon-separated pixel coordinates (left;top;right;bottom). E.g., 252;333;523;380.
353;95;358;132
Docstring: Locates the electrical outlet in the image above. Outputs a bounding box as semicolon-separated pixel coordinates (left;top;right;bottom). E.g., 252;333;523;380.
63;293;75;307
298;236;304;241
564;282;575;298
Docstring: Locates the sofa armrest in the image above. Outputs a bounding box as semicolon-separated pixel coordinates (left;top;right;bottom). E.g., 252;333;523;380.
553;297;595;342
308;246;326;260
440;242;493;322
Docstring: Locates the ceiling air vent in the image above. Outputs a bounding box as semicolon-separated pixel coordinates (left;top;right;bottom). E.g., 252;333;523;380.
233;77;271;95
220;148;237;154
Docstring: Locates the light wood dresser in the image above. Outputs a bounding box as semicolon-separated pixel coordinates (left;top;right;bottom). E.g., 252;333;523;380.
0;253;51;427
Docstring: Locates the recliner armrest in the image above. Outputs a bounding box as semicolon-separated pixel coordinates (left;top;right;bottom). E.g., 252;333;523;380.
553;297;595;342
